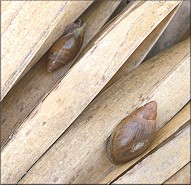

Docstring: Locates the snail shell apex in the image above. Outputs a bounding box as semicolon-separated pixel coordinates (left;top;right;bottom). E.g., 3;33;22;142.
106;101;157;165
47;20;86;73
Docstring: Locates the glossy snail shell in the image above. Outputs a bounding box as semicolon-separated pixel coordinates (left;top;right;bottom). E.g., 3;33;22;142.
106;101;157;165
47;19;85;72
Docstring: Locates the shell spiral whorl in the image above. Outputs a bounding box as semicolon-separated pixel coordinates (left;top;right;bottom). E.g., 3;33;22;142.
47;19;86;73
106;101;157;165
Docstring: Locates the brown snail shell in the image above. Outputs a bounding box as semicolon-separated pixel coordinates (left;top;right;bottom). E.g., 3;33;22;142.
106;101;157;165
47;19;85;72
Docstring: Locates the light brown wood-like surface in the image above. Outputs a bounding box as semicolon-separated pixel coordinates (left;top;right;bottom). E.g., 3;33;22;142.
1;1;26;34
163;163;191;184
100;5;180;94
1;1;93;100
1;0;121;148
1;1;183;184
112;125;190;184
146;0;190;60
108;0;128;21
19;39;190;184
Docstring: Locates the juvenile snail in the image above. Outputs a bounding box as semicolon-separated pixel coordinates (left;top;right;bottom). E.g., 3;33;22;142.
47;19;86;72
106;101;157;165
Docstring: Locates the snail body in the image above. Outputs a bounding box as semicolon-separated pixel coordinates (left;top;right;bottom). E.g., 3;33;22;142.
106;101;157;165
47;20;85;72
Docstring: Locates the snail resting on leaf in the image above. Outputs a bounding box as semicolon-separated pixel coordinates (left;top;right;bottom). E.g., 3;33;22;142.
106;101;157;165
47;19;85;73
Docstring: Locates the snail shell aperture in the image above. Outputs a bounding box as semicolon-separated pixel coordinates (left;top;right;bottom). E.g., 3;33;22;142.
47;19;86;72
106;101;157;165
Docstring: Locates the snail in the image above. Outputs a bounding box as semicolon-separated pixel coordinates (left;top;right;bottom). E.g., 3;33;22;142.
47;19;86;72
106;101;157;165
